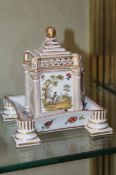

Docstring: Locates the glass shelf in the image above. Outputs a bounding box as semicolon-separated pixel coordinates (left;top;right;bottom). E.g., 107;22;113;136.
0;87;116;174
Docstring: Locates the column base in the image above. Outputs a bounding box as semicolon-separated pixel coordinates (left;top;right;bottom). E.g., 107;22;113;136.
13;135;41;148
13;118;41;147
24;106;30;113
1;109;17;121
2;97;17;121
85;126;113;136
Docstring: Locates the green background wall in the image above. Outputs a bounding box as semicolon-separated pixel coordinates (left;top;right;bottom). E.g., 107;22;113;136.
0;1;90;175
0;0;89;97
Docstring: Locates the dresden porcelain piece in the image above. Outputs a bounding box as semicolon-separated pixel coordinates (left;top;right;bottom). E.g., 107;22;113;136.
22;26;84;118
13;111;41;147
1;27;113;147
20;26;113;137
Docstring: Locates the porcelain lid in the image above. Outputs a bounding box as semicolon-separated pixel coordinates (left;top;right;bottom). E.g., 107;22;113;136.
25;26;72;59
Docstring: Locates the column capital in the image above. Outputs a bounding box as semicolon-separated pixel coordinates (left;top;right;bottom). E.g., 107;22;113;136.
22;62;29;71
72;67;81;77
30;71;40;80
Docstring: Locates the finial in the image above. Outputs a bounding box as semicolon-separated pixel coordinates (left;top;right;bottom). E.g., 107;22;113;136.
72;53;81;67
46;26;56;38
24;53;29;62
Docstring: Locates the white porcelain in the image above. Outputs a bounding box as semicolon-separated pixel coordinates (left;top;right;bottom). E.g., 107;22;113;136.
6;95;113;136
1;27;113;147
87;122;109;130
1;97;17;121
85;110;113;136
13;118;41;147
22;27;84;118
2;109;16;115
85;126;113;136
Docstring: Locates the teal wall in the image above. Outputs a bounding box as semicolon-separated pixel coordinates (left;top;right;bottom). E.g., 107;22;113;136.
0;0;89;97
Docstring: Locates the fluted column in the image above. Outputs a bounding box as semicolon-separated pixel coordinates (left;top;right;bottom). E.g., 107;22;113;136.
72;54;83;111
30;71;41;118
22;53;30;112
25;71;30;112
2;97;17;121
13;111;41;147
87;110;108;130
85;110;113;136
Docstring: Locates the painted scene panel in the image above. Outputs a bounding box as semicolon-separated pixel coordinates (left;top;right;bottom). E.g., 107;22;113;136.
40;71;73;112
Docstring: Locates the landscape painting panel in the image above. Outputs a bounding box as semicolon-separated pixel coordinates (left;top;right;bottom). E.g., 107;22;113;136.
40;71;73;112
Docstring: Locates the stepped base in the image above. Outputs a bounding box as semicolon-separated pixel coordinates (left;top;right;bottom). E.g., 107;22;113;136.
85;126;113;136
1;112;17;121
13;135;41;148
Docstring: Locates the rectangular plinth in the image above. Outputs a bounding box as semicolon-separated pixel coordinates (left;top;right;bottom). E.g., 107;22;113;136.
13;135;41;148
1;114;17;121
85;126;113;136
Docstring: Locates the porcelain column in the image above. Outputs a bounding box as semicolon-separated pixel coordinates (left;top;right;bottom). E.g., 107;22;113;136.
30;72;41;118
22;61;30;112
25;69;30;112
14;111;41;147
72;54;82;111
